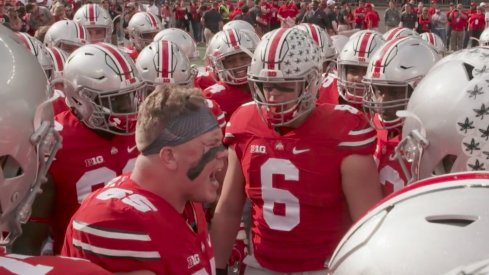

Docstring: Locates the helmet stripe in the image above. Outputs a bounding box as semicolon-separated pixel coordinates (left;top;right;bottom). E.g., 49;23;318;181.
386;27;402;41
373;37;408;77
358;31;372;60
76;22;86;41
160;40;170;79
88;4;96;24
50;47;65;72
225;29;239;49
16;33;37;56
95;43;136;84
265;28;288;70
147;13;158;28
308;24;321;47
428;33;434;45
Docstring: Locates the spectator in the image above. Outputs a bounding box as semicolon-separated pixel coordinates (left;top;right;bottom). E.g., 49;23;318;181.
428;0;437;17
364;3;378;31
234;5;254;26
249;0;267;34
353;0;365;29
304;0;331;30
385;0;400;31
417;7;431;34
161;3;171;28
277;0;298;28
468;4;485;47
1;2;11;26
431;8;448;46
202;1;222;45
64;3;73;19
34;24;49;41
26;2;53;35
174;0;188;31
190;0;202;43
324;0;337;34
145;0;159;18
51;3;66;22
446;2;455;48
484;2;489;29
400;3;417;29
6;6;21;30
448;3;467;51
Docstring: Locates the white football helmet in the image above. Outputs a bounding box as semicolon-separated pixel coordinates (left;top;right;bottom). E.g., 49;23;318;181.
16;32;54;80
248;28;322;127
330;34;349;56
420;32;446;55
73;4;113;43
382;27;419;41
0;25;61;246
362;37;441;130
136;40;194;88
337;30;385;106
128;12;162;51
44;20;89;54
479;28;489;46
206;29;257;85
394;47;489;183
153;28;199;60
63;43;146;135
46;47;69;79
295;23;336;73
329;171;489;275
223;19;261;45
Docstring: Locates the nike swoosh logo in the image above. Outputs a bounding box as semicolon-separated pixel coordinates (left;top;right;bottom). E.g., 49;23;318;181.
127;145;138;153
292;147;310;155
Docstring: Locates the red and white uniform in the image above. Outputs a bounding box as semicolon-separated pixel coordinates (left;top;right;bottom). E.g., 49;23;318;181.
206;98;227;130
119;44;139;61
317;73;339;105
49;111;139;254
194;65;218;91
0;251;110;274
61;174;215;274
224;102;377;273
203;81;252;122
374;128;408;197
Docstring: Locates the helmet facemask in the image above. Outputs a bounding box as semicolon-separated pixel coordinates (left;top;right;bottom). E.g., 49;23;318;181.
363;82;413;130
337;64;368;106
73;82;146;135
250;69;320;128
213;51;252;85
86;26;111;43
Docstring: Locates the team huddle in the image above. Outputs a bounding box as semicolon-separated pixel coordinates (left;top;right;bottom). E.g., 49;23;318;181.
1;2;489;274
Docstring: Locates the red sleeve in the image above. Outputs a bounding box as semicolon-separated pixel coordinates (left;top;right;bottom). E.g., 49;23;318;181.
61;194;163;273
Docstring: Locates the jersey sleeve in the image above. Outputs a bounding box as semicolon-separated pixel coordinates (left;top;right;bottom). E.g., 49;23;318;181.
61;193;163;273
334;104;377;156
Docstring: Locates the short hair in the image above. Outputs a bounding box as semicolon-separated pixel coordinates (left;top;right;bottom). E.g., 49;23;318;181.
136;85;209;152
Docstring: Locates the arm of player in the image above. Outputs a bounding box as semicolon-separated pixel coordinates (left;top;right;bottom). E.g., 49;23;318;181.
11;174;55;255
210;147;247;269
341;154;382;221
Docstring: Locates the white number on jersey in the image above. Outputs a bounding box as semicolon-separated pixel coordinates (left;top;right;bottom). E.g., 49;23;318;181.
96;188;157;213
260;158;300;231
75;158;136;203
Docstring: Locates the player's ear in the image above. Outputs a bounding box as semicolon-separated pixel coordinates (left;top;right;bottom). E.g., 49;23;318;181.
158;147;177;170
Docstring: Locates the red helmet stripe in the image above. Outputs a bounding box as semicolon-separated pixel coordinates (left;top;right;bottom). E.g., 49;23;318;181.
160;40;170;79
147;13;158;28
51;48;65;72
266;28;288;70
386;27;402;41
95;43;136;83
226;29;238;48
76;22;86;40
88;4;96;23
358;31;372;60
373;37;407;76
428;33;434;45
308;24;320;46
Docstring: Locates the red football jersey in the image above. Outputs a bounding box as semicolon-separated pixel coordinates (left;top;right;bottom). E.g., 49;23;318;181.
49;111;139;254
317;73;339;105
119;45;139;61
374;128;409;197
61;174;215;274
0;251;110;275
224;102;377;273
203;81;252;122
194;65;218;91
206;98;227;130
52;89;69;116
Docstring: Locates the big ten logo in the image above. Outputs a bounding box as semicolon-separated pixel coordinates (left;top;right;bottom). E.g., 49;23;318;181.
84;156;105;167
251;144;267;154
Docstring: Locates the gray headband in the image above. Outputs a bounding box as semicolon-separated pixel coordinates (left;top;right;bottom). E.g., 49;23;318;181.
141;106;219;155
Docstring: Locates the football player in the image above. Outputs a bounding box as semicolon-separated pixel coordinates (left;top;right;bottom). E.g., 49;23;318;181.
73;4;113;43
62;85;226;274
362;37;441;196
12;43;146;256
203;29;258;122
211;27;382;274
44;20;89;54
336;30;385;109
0;24;111;274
